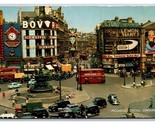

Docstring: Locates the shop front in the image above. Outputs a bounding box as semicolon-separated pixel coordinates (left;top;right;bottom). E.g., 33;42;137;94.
102;54;140;74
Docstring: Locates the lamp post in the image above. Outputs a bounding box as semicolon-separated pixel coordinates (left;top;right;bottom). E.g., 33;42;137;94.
122;68;126;86
75;58;79;90
123;73;126;86
58;72;62;100
79;67;82;91
133;58;136;85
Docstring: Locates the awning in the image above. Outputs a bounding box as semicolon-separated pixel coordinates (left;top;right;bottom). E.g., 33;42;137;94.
14;73;25;79
125;62;134;67
46;65;54;70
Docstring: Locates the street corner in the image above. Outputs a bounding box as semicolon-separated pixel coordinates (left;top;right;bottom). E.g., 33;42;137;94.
67;89;90;104
121;83;155;89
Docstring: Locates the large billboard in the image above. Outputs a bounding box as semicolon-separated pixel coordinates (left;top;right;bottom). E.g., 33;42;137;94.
145;30;155;54
3;23;22;57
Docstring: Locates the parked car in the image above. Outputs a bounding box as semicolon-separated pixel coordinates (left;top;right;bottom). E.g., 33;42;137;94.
108;94;120;105
58;108;78;118
84;103;100;117
7;82;22;89
92;97;107;108
22;77;30;83
28;79;36;85
142;72;154;80
31;108;49;118
0;113;16;119
0;78;11;84
48;99;71;112
20;112;37;119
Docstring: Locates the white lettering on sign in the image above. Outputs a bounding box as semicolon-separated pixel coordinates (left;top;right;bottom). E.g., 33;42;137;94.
22;20;56;29
30;21;36;28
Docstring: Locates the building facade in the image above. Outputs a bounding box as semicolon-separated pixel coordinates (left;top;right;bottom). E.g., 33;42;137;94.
17;6;69;72
96;17;141;73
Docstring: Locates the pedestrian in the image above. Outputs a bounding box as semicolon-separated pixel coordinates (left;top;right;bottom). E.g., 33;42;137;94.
2;91;5;98
12;99;15;107
149;98;153;108
132;81;135;87
127;107;131;113
65;95;69;100
4;109;7;114
26;97;29;104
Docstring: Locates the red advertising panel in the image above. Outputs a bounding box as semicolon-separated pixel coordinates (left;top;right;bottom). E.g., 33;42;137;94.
0;25;4;61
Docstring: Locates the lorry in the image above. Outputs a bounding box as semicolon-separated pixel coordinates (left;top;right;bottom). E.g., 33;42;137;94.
15;101;48;118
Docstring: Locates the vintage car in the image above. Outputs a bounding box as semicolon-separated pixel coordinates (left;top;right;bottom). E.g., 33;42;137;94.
48;99;71;112
108;94;120;105
28;79;36;85
92;97;107;108
7;82;22;89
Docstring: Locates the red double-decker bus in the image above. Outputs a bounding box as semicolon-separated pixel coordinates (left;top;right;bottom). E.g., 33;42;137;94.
0;67;19;80
78;68;106;84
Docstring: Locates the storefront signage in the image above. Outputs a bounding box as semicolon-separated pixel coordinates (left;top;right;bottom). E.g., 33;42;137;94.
102;54;140;59
22;21;56;29
104;29;140;38
24;35;46;39
24;64;40;69
117;40;138;50
121;29;139;37
24;35;57;40
38;45;54;49
4;26;20;47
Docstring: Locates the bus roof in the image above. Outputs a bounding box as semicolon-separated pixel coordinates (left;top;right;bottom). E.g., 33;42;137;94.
80;68;104;71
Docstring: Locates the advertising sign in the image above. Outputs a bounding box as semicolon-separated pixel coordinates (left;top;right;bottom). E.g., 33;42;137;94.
3;23;22;57
0;25;4;61
145;30;155;54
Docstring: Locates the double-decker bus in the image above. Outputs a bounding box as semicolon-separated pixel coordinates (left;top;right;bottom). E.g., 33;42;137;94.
78;68;105;84
0;67;19;81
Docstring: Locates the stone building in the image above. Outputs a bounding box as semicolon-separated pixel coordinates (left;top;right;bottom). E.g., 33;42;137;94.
17;6;69;72
96;17;141;73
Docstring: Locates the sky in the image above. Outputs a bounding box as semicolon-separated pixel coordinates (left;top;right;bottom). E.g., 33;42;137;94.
1;4;155;33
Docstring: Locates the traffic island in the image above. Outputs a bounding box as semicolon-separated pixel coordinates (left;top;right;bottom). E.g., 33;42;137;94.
121;80;154;89
0;86;90;109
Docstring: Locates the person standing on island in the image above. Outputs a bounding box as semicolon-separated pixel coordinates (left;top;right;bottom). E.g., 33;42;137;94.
149;98;153;108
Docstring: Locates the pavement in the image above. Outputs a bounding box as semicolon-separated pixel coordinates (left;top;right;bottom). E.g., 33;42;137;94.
0;86;90;110
105;73;155;89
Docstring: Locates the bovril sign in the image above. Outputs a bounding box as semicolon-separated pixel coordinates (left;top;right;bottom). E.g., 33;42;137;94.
22;20;56;29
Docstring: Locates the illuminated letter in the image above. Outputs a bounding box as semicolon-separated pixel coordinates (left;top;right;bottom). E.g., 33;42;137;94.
30;21;36;28
22;21;28;28
37;21;43;28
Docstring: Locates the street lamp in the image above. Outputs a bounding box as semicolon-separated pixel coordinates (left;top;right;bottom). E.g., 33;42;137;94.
58;72;62;100
122;68;126;86
75;58;79;90
123;73;126;86
79;67;82;91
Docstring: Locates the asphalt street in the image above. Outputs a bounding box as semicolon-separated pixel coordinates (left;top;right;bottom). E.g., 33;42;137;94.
0;74;155;118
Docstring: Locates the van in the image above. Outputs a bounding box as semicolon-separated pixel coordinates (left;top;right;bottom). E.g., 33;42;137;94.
31;108;49;118
0;113;16;119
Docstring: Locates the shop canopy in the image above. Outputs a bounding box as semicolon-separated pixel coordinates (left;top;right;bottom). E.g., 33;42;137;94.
14;73;25;79
46;65;54;70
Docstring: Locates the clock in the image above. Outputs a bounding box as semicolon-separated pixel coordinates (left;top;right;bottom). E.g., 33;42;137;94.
70;37;76;44
8;32;17;41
